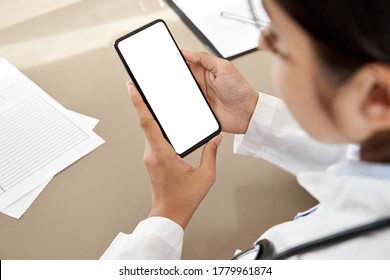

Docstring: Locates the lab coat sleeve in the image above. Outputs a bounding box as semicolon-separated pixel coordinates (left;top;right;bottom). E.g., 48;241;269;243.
234;93;350;174
100;216;184;260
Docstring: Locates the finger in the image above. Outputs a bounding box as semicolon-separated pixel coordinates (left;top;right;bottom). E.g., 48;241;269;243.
182;51;217;91
181;50;208;65
199;135;222;177
181;50;220;71
127;83;166;147
180;49;195;61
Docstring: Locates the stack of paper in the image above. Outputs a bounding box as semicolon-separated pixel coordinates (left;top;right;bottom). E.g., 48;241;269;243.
0;58;105;219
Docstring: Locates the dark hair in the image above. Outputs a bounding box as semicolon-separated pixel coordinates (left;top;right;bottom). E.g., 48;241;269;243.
274;0;390;83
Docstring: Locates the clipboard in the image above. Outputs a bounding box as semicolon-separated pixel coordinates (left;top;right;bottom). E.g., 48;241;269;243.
166;0;265;60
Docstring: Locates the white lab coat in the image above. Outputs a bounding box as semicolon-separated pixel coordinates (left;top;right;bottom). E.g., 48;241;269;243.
101;93;390;260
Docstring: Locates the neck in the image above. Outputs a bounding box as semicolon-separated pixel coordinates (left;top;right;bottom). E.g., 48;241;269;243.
360;129;390;163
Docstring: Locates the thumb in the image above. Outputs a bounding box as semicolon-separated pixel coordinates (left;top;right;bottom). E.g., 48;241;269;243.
199;135;222;176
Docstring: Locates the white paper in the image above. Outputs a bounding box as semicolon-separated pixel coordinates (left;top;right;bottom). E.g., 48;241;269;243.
0;58;105;213
1;180;49;219
170;0;269;58
1;111;100;219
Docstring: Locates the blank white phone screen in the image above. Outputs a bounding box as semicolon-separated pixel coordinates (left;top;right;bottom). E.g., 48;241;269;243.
117;21;220;155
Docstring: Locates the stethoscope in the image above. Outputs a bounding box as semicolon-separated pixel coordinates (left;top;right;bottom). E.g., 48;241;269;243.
231;217;390;260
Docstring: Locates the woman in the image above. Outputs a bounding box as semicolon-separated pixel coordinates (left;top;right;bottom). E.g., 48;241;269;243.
101;0;390;259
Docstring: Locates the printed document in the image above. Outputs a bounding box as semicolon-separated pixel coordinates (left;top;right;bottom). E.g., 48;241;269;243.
0;58;105;216
1;111;100;219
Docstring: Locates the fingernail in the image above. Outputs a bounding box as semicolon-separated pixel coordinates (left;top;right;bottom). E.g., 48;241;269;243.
128;84;134;97
215;135;222;146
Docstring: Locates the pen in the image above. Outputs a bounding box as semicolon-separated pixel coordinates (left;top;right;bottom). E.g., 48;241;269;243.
220;11;268;28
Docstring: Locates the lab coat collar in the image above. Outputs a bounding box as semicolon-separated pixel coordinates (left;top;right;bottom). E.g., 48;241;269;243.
297;160;390;216
327;160;390;180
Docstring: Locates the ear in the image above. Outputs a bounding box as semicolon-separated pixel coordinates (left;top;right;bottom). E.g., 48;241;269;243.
333;63;390;142
360;63;390;131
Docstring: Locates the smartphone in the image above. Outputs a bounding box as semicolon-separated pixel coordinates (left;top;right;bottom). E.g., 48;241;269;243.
114;19;221;157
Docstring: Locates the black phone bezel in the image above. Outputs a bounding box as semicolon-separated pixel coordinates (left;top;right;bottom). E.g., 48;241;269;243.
114;19;221;157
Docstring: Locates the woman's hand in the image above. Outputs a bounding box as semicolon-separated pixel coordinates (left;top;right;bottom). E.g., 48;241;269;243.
128;82;222;229
183;50;259;134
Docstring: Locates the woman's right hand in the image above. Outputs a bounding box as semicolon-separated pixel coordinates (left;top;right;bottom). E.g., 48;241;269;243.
183;50;259;134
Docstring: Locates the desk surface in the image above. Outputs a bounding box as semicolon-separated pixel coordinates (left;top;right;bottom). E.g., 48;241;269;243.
0;0;316;259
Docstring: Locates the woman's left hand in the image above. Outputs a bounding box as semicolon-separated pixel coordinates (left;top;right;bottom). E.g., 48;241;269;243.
128;82;222;229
